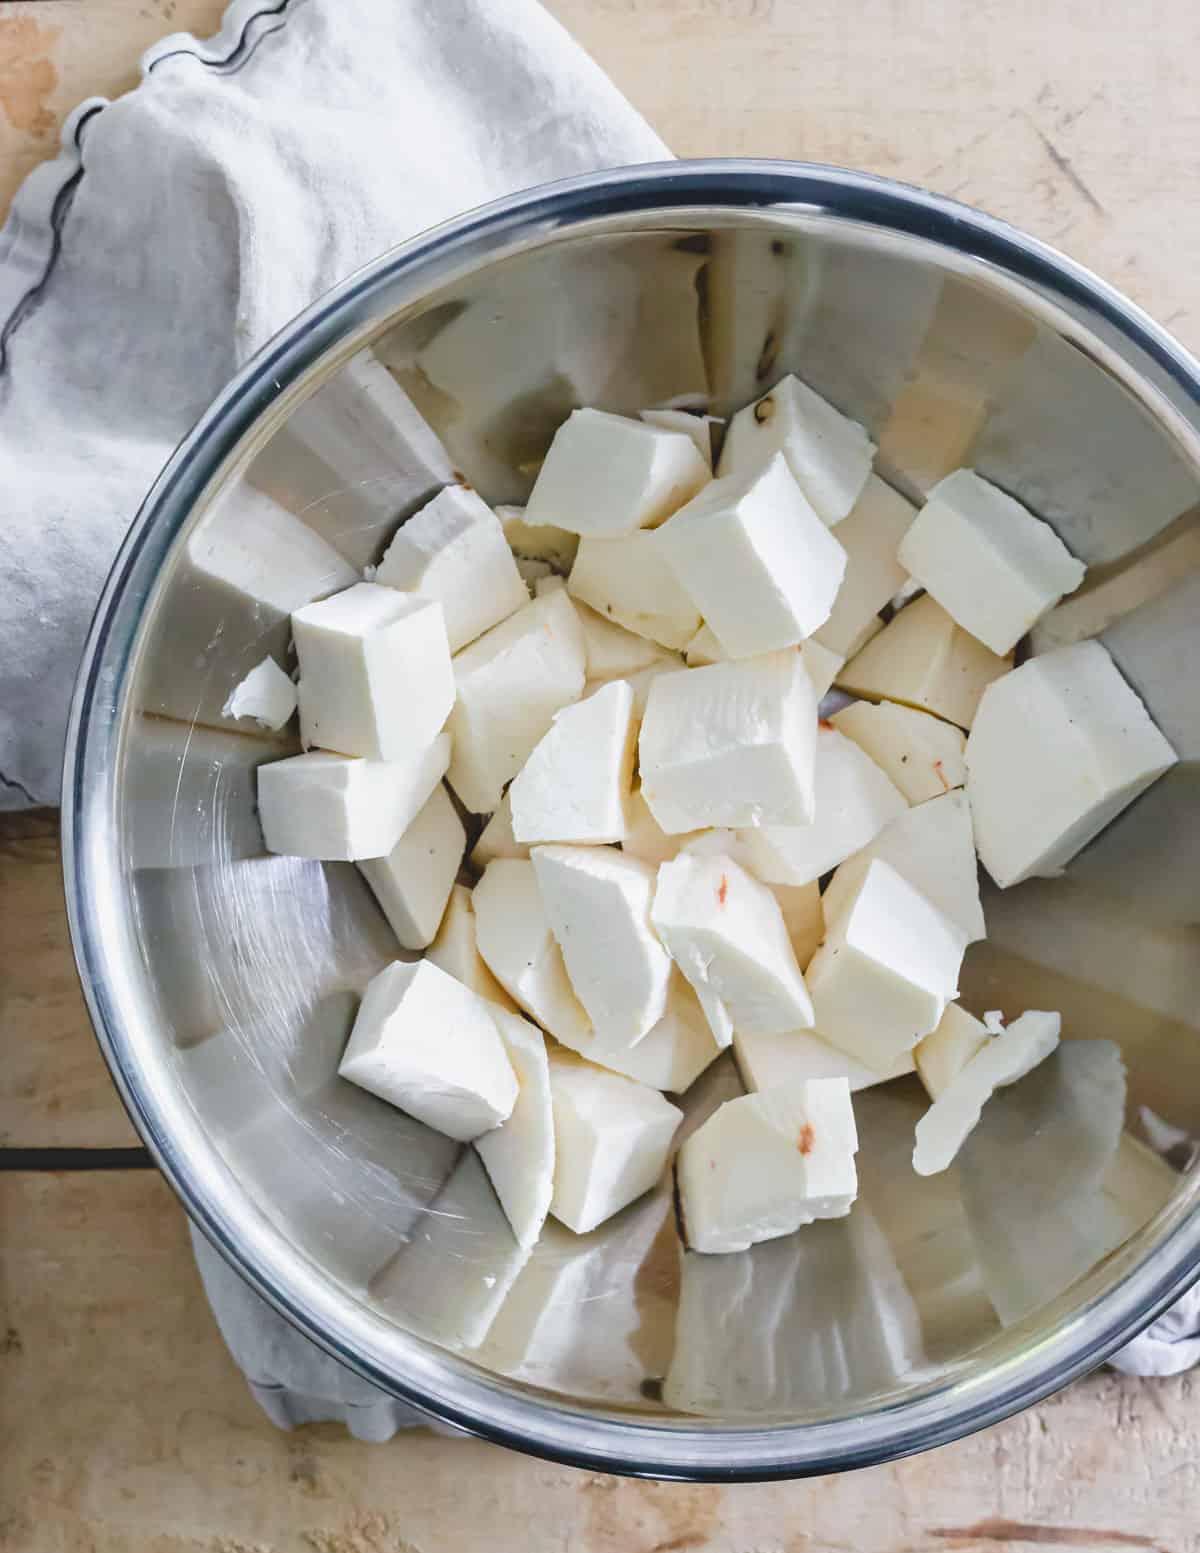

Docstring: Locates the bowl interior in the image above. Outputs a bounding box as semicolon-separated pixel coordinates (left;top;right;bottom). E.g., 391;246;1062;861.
81;182;1200;1471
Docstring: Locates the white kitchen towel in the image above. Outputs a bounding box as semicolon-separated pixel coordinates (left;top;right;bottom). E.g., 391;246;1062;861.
0;0;666;809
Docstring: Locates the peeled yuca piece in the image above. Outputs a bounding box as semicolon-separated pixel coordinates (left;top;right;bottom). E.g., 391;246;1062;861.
813;474;917;658
676;1078;859;1253
964;640;1178;888
639;653;817;833
567;532;702;650
914;1002;990;1101
426;884;517;1012
447;584;586;813
733;1029;914;1096
575;601;678;680
653;453;847;658
898;469;1086;657
738;725;907;887
718;373;875;526
357;782;465;951
822;789;985;944
837;593;1012;730
682;627;844;701
831;699;966;806
652;851;815;1047
552;972;721;1094
806;859;967;1072
475;1009;555;1248
510;680;637;846
532;845;672;1046
375;483;528;652
471;790;529;867
547;1052;682;1234
525;408;710;538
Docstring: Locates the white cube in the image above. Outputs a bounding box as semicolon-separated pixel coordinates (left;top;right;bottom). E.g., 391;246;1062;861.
375;484;528;651
822;788;985;944
293;582;454;761
806;859;967;1069
620;787;698;867
899;469;1086;656
965;640;1178;887
526;408;710;537
532;845;672;1046
801;639;845;701
555;973;720;1094
676;1079;859;1253
475;1009;556;1247
738;725;908;887
718;373;875;526
426;884;517;1011
471;790;529;868
472;859;591;1047
652;852;815;1045
338;960;518;1142
733;1029;915;1095
567;532;702;649
653;453;847;657
510;681;637;845
914;1003;990;1101
447;585;586;813
640;406;714;467
548;1052;682;1234
813;475;917;657
357;782;465;951
831;698;966;805
576;602;677;680
222;655;297;731
497;503;579;574
639;653;817;833
257;735;450;860
913;1010;1061;1175
837;593;1012;729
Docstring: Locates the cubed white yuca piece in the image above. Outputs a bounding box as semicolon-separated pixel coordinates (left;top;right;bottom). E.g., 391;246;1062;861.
374;484;528;652
718;374;875;526
496;503;579;575
676;1078;859;1253
567;532;702;649
683;623;725;666
471;790;529;867
913;1010;1061;1175
801;639;845;701
639;653;817;833
357;782;465;951
532;845;672;1045
338;960;517;1142
509;681;636;846
525;408;710;538
822;789;986;944
965;640;1178;888
737;726;908;887
426;884;517;1012
292;583;453;761
222;655;297;731
475;1010;555;1247
733;1029;915;1095
831;699;966;805
806;859;967;1070
548;1053;682;1234
556;974;721;1094
651;852;815;1047
812;474;917;658
620;788;698;867
576;601;678;681
257;735;450;861
677;831;822;967
836;593;1013;729
472;859;591;1047
898;469;1086;657
447;584;586;813
914;1003;990;1101
653;453;847;657
640;406;714;467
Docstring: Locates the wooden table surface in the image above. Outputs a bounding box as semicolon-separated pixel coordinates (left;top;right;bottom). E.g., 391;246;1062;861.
2;3;1199;1549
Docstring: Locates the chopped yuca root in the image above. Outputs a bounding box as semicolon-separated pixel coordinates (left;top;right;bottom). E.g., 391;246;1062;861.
255;380;1185;1255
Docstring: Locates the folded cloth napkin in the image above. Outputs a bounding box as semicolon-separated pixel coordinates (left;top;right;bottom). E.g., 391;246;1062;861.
0;0;666;809
3;0;1194;1439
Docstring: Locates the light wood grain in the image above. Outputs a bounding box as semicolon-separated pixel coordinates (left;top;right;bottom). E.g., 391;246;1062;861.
0;812;138;1148
2;1168;1198;1553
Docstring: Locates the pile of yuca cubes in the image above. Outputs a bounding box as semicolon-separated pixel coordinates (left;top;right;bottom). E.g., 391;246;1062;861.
254;373;1178;1259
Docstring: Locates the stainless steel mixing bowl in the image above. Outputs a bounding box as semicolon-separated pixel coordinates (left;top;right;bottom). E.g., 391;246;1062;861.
64;161;1200;1479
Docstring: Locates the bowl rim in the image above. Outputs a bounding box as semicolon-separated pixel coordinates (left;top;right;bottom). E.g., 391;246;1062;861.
63;157;1200;1480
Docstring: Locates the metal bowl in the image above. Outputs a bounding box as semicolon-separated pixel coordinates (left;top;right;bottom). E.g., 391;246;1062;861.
64;161;1200;1479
